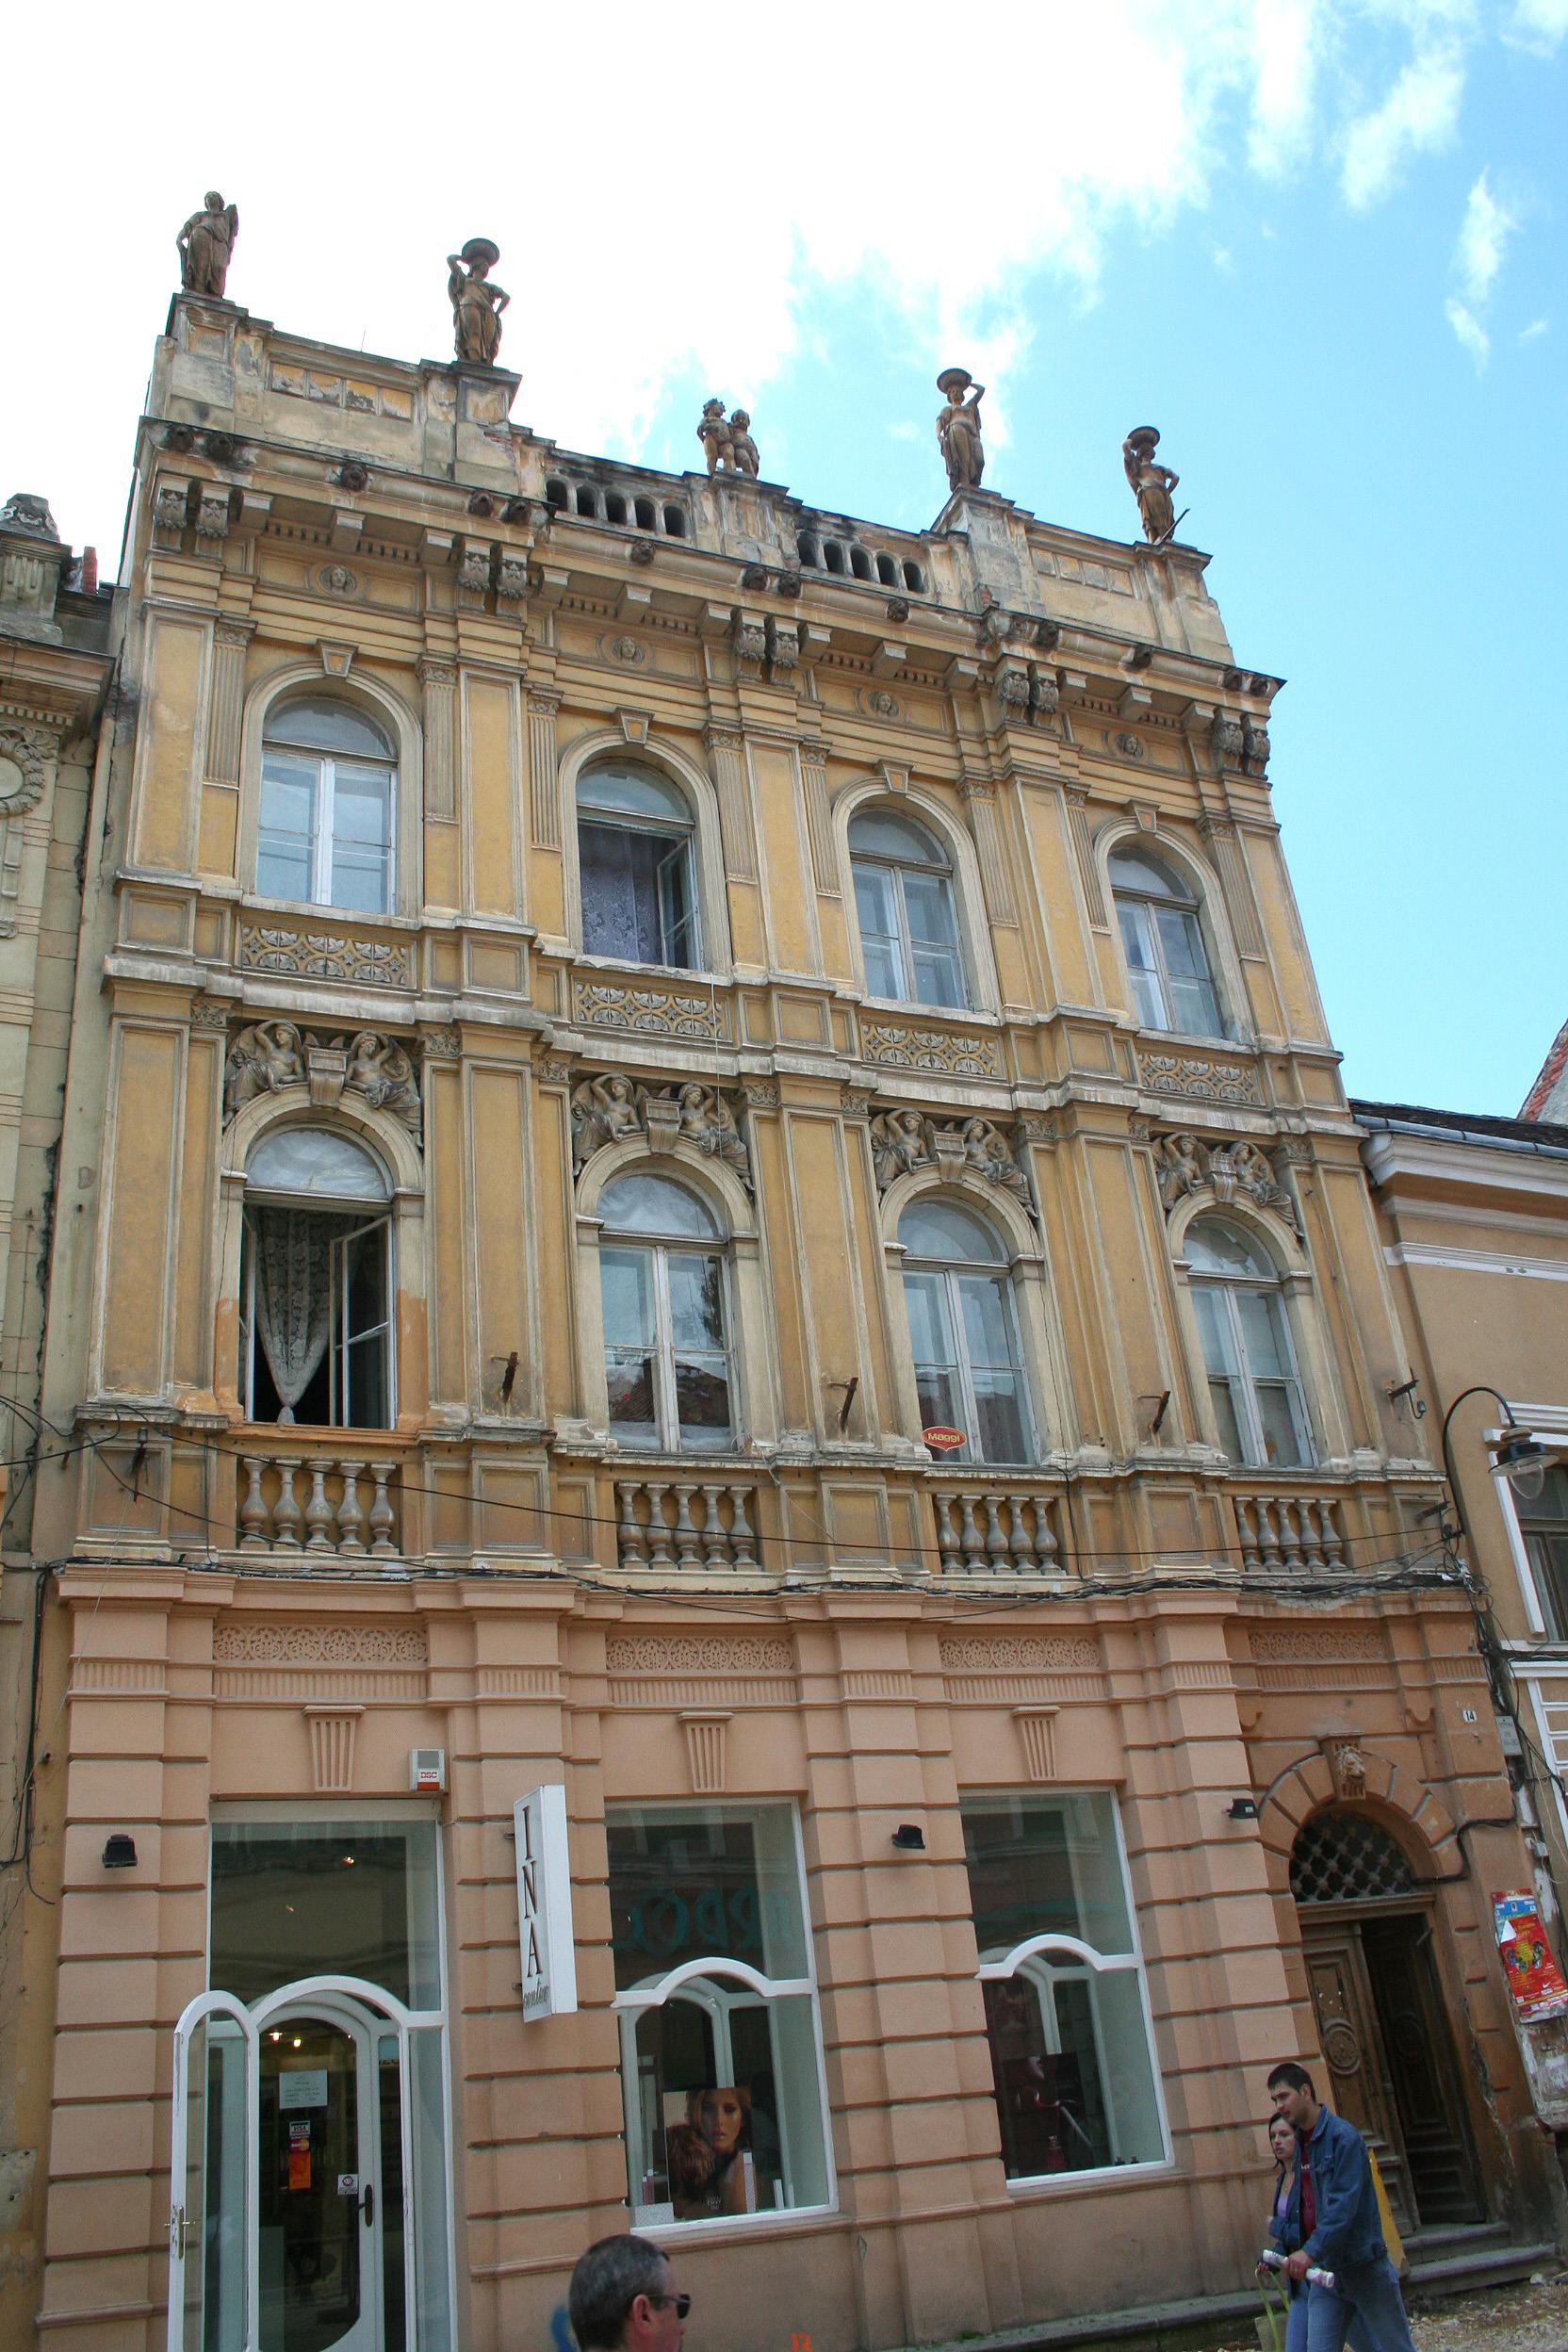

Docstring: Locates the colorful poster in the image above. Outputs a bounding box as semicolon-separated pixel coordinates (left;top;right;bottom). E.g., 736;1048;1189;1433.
287;2118;311;2192
1494;1892;1568;2022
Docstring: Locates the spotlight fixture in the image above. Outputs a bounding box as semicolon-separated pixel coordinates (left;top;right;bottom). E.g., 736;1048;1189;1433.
891;1823;926;1851
1227;1797;1259;1821
102;1833;138;1869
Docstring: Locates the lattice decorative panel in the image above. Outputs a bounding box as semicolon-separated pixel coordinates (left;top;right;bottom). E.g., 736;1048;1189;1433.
1290;1809;1416;1903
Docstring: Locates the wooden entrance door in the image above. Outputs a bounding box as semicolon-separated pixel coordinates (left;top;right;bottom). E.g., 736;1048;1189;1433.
1298;1923;1417;2234
1360;1915;1484;2226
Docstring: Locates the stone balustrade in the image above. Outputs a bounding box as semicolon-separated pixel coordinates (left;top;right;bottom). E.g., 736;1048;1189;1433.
235;1446;401;1560
1232;1490;1347;1574
613;1477;759;1571
930;1483;1062;1576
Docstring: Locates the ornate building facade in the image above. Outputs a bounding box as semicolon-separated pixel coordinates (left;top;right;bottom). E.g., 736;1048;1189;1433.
9;270;1563;2352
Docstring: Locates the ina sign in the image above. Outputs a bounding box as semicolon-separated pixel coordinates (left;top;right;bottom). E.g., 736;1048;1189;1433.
514;1785;578;2018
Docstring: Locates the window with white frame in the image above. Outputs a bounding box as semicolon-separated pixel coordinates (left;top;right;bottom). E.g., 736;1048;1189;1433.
609;1803;833;2228
1517;1466;1568;1641
965;1792;1168;2180
1108;845;1223;1038
849;808;967;1008
599;1171;734;1452
899;1197;1032;1463
258;698;396;914
240;1128;393;1428
578;761;700;971
1184;1217;1311;1470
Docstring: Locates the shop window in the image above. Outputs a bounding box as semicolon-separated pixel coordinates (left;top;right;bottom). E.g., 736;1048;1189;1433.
258;696;395;915
1108;844;1223;1038
899;1196;1031;1462
849;807;967;1008
609;1803;833;2229
239;1127;393;1428
578;761;700;972
1517;1466;1568;1640
599;1171;733;1452
965;1793;1168;2181
1185;1217;1310;1470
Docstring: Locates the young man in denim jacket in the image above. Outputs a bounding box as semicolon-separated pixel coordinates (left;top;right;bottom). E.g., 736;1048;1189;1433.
1267;2062;1418;2352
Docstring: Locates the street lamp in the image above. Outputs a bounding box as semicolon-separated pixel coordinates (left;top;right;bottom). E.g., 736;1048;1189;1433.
1441;1384;1558;1559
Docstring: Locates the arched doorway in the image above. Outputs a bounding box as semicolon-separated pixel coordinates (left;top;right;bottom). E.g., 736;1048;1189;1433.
1291;1808;1485;2234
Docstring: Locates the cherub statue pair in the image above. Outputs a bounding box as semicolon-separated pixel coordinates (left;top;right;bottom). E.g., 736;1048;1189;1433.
697;400;760;478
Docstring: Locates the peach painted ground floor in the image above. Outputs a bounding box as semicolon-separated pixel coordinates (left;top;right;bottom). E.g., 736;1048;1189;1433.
27;1571;1563;2352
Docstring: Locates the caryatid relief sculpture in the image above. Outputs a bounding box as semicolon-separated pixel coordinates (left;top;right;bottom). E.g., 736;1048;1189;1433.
1122;428;1180;544
447;238;509;367
936;368;985;491
697;401;760;477
177;192;238;298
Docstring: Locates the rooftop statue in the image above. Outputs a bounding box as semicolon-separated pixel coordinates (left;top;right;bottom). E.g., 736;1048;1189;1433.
448;238;509;367
728;409;759;479
177;192;238;299
697;400;732;473
1122;427;1180;544
937;368;986;492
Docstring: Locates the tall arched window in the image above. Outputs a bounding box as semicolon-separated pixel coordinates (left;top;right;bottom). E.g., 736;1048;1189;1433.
578;761;699;971
240;1128;393;1426
599;1171;733;1451
1108;845;1222;1037
258;698;396;914
899;1197;1031;1462
1185;1217;1310;1469
849;808;966;1008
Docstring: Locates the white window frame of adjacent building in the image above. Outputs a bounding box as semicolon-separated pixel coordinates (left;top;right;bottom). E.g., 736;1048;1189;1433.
898;1195;1035;1464
237;1126;397;1430
257;695;398;916
965;1790;1171;2190
577;760;702;972
608;1800;837;2235
1491;1416;1568;1642
1107;842;1226;1040
1183;1216;1314;1471
598;1169;737;1455
848;806;969;1009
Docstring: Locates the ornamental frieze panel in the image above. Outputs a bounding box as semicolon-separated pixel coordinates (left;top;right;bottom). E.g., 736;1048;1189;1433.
861;1019;1002;1078
224;1021;423;1136
570;1071;751;1189
238;921;413;988
0;723;54;939
1151;1129;1297;1232
573;979;732;1042
1136;1045;1263;1105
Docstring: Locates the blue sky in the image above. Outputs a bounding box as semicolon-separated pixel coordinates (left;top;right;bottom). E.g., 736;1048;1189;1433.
6;3;1563;1112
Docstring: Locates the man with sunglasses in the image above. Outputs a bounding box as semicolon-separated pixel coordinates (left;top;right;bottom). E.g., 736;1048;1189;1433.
568;2234;691;2351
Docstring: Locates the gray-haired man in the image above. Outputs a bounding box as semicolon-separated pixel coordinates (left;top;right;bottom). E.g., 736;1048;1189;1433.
568;2235;690;2352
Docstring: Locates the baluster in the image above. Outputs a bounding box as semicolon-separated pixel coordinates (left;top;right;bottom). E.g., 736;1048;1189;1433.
665;1482;696;1569
304;1460;335;1554
238;1457;269;1550
1032;1499;1059;1569
1320;1502;1346;1570
957;1491;986;1574
645;1483;674;1569
1300;1498;1326;1570
616;1482;647;1568
984;1495;1008;1566
335;1461;367;1556
935;1494;961;1576
368;1461;398;1557
1259;1498;1283;1572
700;1484;730;1569
1007;1495;1034;1563
272;1459;303;1550
1234;1497;1261;1573
727;1485;757;1571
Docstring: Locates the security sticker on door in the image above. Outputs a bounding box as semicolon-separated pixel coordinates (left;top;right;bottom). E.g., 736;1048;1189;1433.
337;2174;359;2198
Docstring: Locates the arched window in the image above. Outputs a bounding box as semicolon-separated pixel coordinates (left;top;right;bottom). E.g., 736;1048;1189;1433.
578;762;700;972
599;1171;733;1452
849;808;966;1008
240;1128;393;1427
258;697;395;914
900;1197;1031;1462
1108;845;1222;1037
1185;1217;1310;1469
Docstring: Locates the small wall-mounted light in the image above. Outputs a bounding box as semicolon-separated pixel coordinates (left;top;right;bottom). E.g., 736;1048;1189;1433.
1227;1798;1259;1822
102;1833;138;1870
1491;1428;1553;1504
891;1823;926;1851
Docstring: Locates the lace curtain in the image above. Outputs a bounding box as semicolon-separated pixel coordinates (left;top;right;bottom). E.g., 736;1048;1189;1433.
253;1209;353;1421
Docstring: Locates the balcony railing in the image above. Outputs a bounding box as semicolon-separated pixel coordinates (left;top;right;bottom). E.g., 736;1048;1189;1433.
234;1440;403;1560
1232;1489;1347;1574
930;1481;1063;1575
613;1476;759;1571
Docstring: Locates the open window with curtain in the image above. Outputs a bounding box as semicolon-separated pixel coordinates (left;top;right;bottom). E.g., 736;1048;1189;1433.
239;1129;394;1429
577;761;700;971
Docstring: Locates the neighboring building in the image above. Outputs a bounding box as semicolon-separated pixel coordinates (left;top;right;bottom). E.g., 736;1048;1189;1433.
1358;1095;1568;1943
11;277;1562;2352
0;493;117;2342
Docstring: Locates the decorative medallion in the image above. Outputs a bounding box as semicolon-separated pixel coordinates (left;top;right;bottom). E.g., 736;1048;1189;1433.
602;633;649;667
315;564;363;598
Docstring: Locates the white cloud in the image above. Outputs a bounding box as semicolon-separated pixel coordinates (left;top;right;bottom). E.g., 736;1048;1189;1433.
886;423;922;443
1508;0;1568;51
1445;298;1490;363
1341;41;1466;209
1453;171;1516;303
1248;0;1321;173
1519;318;1549;341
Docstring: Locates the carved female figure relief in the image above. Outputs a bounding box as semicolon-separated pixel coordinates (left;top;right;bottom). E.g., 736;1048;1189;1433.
447;238;509;367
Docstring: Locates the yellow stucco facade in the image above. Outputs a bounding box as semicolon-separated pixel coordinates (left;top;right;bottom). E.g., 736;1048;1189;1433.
6;289;1562;2352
